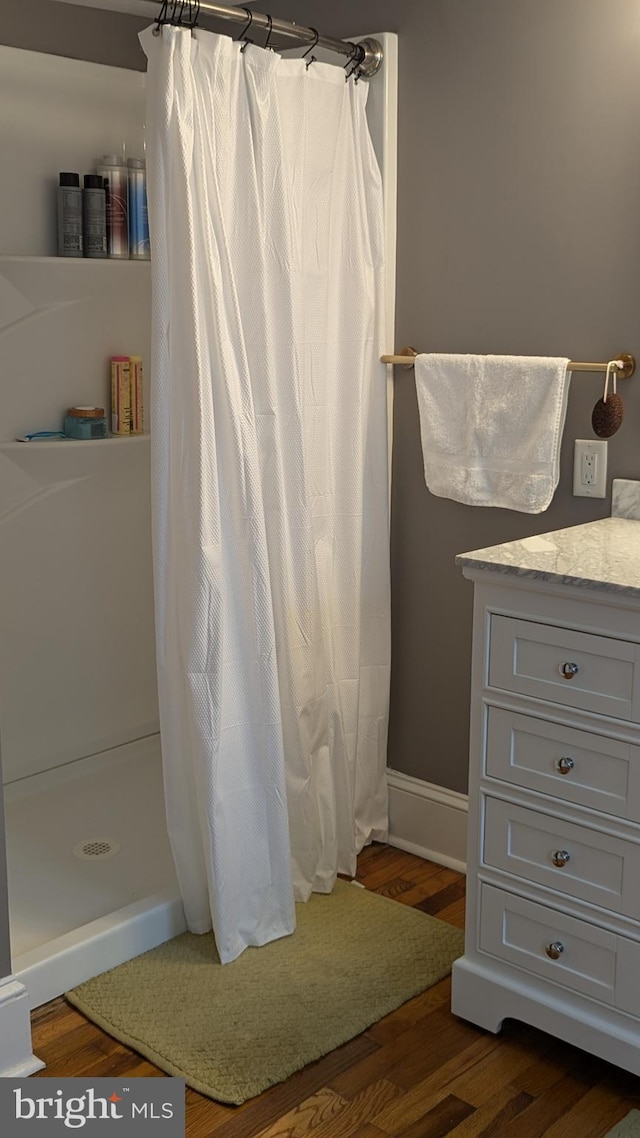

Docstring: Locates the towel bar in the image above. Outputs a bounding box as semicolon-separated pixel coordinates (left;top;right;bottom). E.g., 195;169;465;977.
381;348;636;379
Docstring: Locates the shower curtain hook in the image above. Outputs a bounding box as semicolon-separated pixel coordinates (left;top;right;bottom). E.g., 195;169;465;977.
185;0;200;29
153;0;170;33
239;7;253;52
302;28;319;69
264;13;274;50
344;51;361;82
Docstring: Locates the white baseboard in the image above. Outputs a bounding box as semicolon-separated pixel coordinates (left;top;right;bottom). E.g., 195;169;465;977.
0;978;44;1077
386;768;468;873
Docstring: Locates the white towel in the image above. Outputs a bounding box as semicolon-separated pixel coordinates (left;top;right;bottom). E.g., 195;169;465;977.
414;354;571;513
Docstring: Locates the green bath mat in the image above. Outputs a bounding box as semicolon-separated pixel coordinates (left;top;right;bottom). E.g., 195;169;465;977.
605;1113;640;1138
67;879;463;1104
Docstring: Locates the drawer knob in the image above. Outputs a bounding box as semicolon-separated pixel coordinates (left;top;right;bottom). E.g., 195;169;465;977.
556;756;575;775
560;661;580;680
545;941;565;960
552;849;571;867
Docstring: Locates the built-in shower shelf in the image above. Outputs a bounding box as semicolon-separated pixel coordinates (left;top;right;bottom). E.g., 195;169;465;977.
0;254;151;265
0;434;151;451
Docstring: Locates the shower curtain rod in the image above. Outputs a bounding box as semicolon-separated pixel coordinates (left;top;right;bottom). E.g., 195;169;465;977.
49;0;384;77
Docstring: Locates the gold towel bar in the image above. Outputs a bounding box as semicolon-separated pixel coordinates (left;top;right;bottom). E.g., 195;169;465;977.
380;348;636;379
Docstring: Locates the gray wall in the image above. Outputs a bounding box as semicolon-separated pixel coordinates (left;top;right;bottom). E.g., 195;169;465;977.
0;0;147;68
3;0;640;801
275;0;640;793
0;751;10;980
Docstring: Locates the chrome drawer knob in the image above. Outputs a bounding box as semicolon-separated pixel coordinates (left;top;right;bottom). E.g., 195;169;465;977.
552;849;571;867
560;662;579;680
545;941;564;960
556;756;575;775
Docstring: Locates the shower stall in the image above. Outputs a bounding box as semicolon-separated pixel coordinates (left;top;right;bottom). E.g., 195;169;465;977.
0;18;396;1074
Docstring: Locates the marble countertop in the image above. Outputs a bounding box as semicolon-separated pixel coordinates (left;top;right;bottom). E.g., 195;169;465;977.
456;516;640;598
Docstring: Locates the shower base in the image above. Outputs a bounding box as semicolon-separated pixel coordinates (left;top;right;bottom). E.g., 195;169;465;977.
4;735;185;1009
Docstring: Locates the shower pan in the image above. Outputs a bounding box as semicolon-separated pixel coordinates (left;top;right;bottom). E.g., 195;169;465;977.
5;735;184;1010
0;429;184;1014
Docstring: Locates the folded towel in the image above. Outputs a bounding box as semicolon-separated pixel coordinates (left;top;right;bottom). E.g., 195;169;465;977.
414;354;571;513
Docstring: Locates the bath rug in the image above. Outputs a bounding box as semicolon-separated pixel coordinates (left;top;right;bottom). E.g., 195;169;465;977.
605;1112;640;1138
66;879;463;1104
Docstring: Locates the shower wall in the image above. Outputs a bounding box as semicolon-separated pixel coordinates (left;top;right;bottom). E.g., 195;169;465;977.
0;47;156;786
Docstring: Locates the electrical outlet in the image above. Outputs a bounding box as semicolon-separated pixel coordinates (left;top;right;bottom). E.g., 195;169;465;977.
573;439;608;498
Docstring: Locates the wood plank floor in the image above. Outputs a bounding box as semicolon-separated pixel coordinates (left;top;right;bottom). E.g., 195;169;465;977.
30;844;640;1137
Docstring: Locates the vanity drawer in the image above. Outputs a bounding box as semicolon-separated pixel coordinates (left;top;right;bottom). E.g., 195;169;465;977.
488;616;640;721
485;706;640;821
479;883;640;1013
483;796;640;917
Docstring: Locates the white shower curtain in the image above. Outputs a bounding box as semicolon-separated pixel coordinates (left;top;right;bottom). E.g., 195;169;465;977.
141;25;391;963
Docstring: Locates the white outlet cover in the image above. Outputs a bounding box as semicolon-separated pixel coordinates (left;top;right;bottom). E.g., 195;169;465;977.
573;438;608;498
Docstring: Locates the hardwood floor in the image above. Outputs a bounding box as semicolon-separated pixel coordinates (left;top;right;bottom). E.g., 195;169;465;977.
30;844;640;1137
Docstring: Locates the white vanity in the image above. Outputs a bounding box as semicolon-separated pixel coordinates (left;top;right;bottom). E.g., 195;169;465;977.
452;484;640;1076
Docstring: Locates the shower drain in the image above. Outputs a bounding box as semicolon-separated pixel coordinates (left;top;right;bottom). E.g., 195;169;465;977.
72;839;121;862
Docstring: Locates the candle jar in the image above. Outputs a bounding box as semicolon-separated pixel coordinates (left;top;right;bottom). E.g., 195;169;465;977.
64;406;109;439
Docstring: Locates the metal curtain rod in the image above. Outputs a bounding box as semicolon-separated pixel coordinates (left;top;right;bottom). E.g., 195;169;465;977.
160;1;383;75
50;0;384;77
381;348;637;378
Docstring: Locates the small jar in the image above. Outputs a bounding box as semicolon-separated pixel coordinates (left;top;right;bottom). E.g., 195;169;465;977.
64;406;109;439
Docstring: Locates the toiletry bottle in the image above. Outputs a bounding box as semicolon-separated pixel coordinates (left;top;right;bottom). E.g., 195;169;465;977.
128;158;150;260
57;173;83;257
111;357;132;434
83;175;107;258
129;356;144;434
96;155;129;259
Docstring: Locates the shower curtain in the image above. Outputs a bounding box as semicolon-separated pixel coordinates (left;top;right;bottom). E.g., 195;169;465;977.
141;25;391;964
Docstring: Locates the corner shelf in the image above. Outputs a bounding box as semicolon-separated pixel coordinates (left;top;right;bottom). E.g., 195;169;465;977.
0;434;151;451
0;255;151;265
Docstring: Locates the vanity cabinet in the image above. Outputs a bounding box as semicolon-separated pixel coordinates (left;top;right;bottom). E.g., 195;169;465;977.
452;520;640;1076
